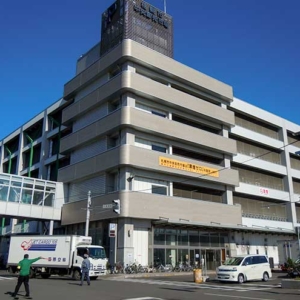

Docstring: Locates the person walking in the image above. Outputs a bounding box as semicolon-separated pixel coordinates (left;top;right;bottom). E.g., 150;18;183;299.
12;254;45;299
80;254;91;286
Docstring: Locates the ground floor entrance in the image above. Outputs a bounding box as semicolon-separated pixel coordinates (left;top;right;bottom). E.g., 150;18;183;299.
152;227;228;270
153;248;225;270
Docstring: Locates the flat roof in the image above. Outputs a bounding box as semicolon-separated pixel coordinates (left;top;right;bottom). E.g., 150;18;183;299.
153;219;295;235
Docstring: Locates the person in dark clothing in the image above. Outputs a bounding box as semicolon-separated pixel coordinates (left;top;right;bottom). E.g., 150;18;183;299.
80;254;91;286
12;254;45;299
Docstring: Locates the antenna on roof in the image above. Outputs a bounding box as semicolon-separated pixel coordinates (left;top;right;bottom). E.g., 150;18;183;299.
164;0;167;13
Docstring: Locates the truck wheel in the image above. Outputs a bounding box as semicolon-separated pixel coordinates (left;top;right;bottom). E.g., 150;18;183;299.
29;269;36;279
41;274;51;279
90;276;98;280
73;270;81;281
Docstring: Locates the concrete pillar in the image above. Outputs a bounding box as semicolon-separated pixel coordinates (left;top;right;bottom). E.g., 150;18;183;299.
116;218;134;266
169;182;173;197
123;62;136;73
11;219;18;234
223;186;234;205
281;124;297;223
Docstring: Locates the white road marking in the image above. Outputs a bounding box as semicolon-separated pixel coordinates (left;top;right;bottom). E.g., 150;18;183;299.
0;276;15;280
123;298;165;300
108;278;274;292
204;293;274;300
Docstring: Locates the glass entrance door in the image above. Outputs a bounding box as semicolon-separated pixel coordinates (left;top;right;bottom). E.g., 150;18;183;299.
203;249;221;270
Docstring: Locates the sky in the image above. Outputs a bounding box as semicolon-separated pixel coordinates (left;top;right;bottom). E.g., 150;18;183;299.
0;0;299;139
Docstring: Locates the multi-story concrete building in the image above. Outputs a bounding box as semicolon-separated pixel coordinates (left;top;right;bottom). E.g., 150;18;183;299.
1;0;300;269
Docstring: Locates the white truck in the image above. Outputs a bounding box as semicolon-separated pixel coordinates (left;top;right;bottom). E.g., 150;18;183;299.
7;235;107;280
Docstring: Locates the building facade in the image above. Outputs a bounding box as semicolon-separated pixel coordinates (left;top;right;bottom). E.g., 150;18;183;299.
1;0;300;269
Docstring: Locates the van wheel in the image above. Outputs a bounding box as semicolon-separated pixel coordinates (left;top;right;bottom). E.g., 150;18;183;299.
238;274;244;284
262;272;269;282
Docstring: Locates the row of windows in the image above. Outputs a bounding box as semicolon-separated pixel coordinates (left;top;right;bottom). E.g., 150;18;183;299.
135;137;222;166
233;196;287;219
287;135;300;148
135;137;167;153
173;188;222;203
233;166;284;191
294;180;300;194
235;139;281;165
153;228;228;247
234;113;279;140
290;156;300;171
242;255;268;265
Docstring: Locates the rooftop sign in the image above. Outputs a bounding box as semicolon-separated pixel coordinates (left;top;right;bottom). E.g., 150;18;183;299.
133;1;169;29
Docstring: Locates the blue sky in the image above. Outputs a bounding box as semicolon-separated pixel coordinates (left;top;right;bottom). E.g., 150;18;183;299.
0;0;299;139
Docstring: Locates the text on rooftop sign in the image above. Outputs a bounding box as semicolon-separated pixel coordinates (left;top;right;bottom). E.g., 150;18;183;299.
133;1;169;29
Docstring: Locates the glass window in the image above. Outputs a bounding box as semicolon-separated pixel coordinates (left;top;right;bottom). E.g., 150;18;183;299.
154;228;165;245
224;257;244;266
154;248;165;266
258;255;268;263
152;144;167;153
87;247;106;259
21;189;32;204
200;234;210;247
166;229;177;246
244;256;254;265
44;193;54;207
77;247;89;258
152;110;166;118
11;180;22;187
33;190;44;205
210;233;219;247
166;249;177;266
152;185;167;195
178;249;189;264
0;186;9;202
189;230;199;246
178;230;188;246
8;187;21;202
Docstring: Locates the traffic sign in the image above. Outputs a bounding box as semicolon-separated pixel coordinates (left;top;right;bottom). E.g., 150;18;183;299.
109;223;117;238
103;204;113;209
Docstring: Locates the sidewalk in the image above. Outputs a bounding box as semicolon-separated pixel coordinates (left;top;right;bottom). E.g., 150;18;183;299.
102;269;216;280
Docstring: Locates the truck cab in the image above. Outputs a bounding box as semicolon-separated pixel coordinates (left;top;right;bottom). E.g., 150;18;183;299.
73;245;107;280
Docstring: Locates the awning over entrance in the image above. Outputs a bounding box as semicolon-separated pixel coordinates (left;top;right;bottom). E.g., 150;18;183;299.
153;218;296;236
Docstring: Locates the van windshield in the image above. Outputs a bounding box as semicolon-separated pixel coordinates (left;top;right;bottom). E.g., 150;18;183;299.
223;257;244;266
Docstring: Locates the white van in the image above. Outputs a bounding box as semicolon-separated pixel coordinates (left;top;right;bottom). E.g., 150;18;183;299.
216;255;272;283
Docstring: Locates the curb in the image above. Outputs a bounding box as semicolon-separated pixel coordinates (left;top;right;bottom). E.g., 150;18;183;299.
101;271;215;280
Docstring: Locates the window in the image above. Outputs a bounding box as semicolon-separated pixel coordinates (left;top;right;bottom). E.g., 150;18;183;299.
135;102;167;118
152;185;167;195
152;144;167;153
135;137;167;153
152;110;166;117
243;257;253;265
77;247;89;258
259;256;268;263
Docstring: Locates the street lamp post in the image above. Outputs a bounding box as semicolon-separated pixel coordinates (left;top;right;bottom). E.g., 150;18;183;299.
85;191;92;236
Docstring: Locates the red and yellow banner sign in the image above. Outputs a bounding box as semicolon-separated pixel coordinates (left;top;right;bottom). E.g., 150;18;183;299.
159;157;219;178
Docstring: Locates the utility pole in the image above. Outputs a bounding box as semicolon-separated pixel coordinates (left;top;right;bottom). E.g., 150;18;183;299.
85;191;91;236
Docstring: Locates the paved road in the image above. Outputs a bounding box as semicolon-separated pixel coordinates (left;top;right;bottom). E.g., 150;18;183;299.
0;271;299;300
